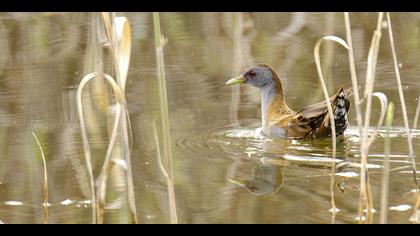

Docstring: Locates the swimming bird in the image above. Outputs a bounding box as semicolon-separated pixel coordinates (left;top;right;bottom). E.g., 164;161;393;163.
225;64;351;139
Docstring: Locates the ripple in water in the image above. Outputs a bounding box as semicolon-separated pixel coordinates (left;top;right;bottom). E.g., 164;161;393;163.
174;125;420;171
170;123;420;223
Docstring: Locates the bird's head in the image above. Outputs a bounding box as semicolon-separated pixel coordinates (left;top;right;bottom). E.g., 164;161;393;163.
225;64;278;89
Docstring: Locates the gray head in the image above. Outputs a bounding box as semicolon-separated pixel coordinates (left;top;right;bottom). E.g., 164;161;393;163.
225;64;281;89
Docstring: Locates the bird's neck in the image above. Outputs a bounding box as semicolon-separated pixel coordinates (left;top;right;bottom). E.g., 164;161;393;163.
260;81;285;132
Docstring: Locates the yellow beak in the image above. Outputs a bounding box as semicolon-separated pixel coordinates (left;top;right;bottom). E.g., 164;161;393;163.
225;75;246;86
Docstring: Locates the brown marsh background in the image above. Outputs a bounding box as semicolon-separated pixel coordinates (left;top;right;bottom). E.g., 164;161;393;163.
0;12;420;223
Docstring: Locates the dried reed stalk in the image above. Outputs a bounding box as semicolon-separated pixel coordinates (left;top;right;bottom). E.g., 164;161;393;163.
314;35;349;223
386;12;419;222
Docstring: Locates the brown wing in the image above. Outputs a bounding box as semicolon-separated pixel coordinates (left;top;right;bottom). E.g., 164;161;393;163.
268;113;316;139
273;86;351;139
297;87;352;118
268;87;351;139
297;86;351;138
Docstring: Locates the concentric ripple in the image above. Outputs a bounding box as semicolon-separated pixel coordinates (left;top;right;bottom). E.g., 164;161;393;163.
173;124;420;171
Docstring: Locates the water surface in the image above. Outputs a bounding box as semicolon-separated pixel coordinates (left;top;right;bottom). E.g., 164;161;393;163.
0;12;420;223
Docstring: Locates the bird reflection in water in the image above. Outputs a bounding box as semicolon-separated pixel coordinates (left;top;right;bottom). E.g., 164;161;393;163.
228;160;285;196
226;138;289;196
226;134;358;196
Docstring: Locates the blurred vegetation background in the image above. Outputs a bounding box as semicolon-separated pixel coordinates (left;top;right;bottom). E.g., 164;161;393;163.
0;12;419;223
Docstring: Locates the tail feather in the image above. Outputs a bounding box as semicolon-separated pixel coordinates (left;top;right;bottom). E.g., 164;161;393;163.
332;87;350;135
315;87;350;138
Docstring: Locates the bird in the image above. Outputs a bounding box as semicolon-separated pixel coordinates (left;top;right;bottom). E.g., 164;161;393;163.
225;64;351;139
228;162;285;196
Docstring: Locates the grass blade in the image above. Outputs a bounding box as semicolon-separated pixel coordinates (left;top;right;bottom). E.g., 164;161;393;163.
380;102;394;224
414;95;420;130
152;121;178;224
31;130;48;224
153;12;178;224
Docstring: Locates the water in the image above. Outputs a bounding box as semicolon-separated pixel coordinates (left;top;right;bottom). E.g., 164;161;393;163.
1;12;420;223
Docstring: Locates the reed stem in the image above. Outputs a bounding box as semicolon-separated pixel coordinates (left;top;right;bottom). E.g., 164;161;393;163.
343;13;363;142
386;12;419;222
31;130;48;224
414;95;420;130
153;12;178;224
152;121;178;223
386;13;417;185
229;13;244;126
358;12;384;223
100;13;137;223
380;102;394;224
314;36;349;223
77;72;129;223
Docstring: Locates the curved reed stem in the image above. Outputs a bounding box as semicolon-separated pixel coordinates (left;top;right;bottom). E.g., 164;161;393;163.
366;92;388;147
314;35;349;223
31;130;48;224
77;72;127;223
380;102;394;224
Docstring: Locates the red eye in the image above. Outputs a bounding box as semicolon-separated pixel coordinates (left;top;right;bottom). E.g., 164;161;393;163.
249;70;256;76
